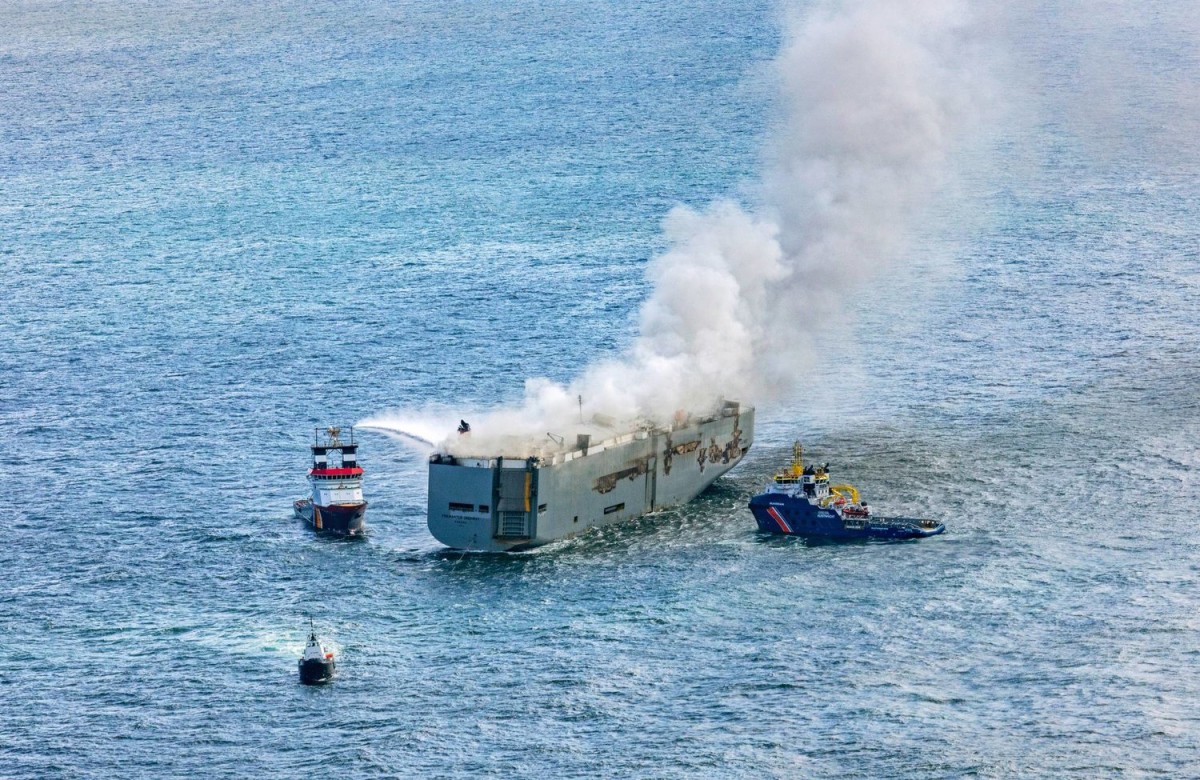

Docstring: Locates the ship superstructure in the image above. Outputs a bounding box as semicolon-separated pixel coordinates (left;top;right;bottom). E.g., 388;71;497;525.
294;426;367;536
428;402;754;551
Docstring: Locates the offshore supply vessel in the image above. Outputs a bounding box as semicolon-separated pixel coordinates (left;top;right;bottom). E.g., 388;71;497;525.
428;401;754;551
294;426;367;536
748;442;944;540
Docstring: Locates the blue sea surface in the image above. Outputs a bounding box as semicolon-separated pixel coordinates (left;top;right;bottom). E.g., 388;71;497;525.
3;1;1199;777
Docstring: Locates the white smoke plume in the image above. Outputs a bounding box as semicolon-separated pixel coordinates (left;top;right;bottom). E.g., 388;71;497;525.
365;0;988;455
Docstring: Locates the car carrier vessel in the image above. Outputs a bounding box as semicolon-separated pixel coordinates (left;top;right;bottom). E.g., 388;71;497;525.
428;401;754;551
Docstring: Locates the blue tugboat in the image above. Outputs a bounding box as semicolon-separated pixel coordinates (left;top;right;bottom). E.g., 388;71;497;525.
749;442;944;540
294;426;367;536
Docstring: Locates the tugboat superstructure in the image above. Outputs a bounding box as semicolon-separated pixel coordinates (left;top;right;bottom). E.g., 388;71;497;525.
294;426;367;536
748;442;944;540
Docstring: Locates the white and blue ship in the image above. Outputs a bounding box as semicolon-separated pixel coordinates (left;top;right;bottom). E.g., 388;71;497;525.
749;442;944;540
294;426;367;536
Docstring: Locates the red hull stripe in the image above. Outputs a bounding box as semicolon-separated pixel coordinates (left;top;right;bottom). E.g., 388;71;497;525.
766;506;792;534
309;467;364;477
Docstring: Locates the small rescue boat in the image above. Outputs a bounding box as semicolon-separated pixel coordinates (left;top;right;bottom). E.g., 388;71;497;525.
749;442;944;540
298;619;335;685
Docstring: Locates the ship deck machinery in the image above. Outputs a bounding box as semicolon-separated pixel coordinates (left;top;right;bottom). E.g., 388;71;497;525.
428;402;754;552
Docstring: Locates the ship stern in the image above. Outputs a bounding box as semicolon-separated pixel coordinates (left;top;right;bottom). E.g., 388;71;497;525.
428;457;533;552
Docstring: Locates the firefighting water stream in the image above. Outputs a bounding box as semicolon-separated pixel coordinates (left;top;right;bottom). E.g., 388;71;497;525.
4;0;1200;776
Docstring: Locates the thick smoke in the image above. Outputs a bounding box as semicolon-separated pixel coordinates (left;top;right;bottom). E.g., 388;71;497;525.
365;0;985;455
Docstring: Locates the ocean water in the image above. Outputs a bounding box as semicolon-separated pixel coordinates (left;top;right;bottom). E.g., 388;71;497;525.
3;1;1199;778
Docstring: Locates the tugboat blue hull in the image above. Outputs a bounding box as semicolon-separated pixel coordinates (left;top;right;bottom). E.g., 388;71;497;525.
749;494;943;540
294;500;367;536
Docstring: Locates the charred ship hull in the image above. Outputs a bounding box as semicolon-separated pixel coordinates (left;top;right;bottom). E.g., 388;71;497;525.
428;403;754;552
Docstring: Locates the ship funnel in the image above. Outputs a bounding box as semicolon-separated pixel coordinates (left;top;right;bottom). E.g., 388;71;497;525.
576;434;591;455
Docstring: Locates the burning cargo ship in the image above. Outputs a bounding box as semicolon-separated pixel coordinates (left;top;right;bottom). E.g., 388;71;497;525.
427;402;754;551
